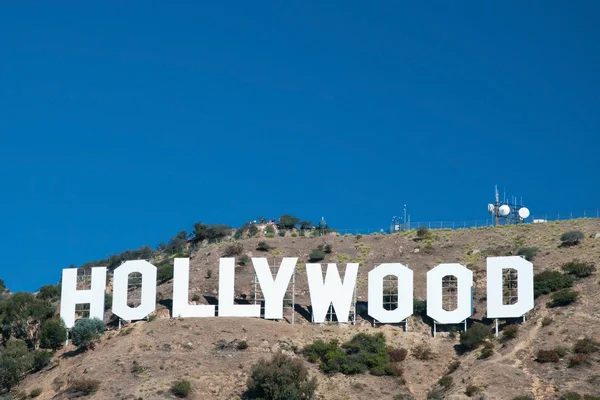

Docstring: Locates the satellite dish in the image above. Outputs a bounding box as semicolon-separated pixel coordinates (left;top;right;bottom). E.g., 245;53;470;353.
487;204;495;214
499;205;511;217
518;207;530;219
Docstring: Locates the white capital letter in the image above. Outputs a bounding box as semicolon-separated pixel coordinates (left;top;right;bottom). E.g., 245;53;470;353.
112;260;157;321
60;267;107;329
368;263;413;323
486;256;534;318
306;263;358;323
427;263;473;324
253;257;297;319
173;258;215;318
218;258;260;317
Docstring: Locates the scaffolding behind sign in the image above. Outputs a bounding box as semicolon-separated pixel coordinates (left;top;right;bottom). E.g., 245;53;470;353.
253;259;296;324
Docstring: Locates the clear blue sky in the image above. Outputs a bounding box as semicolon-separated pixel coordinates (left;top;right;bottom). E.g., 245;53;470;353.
1;2;598;292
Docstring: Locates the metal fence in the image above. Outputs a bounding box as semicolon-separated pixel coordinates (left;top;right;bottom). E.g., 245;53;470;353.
334;208;600;236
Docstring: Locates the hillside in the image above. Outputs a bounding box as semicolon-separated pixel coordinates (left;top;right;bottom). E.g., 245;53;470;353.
7;219;600;400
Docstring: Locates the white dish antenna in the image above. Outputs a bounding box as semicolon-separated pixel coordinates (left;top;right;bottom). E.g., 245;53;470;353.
487;204;495;214
518;207;530;219
498;205;511;217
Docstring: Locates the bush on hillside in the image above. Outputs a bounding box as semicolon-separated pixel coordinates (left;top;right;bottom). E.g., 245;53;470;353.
171;379;192;398
465;385;483;397
533;270;574;297
573;337;600;354
561;260;596;278
71;318;106;351
459;323;492;351
502;325;519;340
547;289;579;308
308;249;326;262
303;333;395;376
560;231;584;246
517;247;540;261
237;255;251;266
193;223;232;243
68;379;100;397
222;243;244;257
37;285;60;301
33;350;52;372
0;340;34;391
0;292;55;347
245;352;317;400
536;349;560;363
416;226;430;239
412;344;434;360
39;318;68;351
317;243;333;254
256;241;272;252
388;347;408;362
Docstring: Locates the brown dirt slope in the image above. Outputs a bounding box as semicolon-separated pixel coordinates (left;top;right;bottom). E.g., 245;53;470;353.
17;219;600;400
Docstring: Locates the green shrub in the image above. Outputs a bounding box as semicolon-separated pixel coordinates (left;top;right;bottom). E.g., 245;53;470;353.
573;337;599;354
277;215;300;230
222;243;244;257
265;225;276;235
308;249;326;262
533;270;574;297
465;385;482;397
413;299;427;316
447;360;460;374
479;344;494;359
238;255;251;266
0;340;34;391
157;264;174;283
541;317;553;327
71;317;106;351
245;352;317;400
30;388;42;398
237;340;248;350
555;346;569;357
560;231;584;246
548;289;579;307
502;325;519;340
459;323;492;350
33;350;52;371
438;375;452;389
278;230;286;237
512;396;534;400
561;260;596;278
68;379;100;397
303;333;391;376
191;294;201;302
131;360;148;374
536;349;560;363
517;247;540;261
39;318;68;351
171;379;192;398
193;222;231;243
256;241;272;252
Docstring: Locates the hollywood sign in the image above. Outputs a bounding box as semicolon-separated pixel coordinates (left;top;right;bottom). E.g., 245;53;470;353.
59;256;534;329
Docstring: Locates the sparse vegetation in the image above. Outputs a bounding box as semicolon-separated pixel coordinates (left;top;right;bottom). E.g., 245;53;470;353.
388;347;408;362
412;343;434;360
238;254;251;266
29;388;42;398
465;385;482;397
541;317;553;327
417;226;430;239
237;340;248;350
447;360;460;374
573;337;600;354
245;352;317;400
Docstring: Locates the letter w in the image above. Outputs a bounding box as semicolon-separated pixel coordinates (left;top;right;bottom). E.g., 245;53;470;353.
306;263;359;323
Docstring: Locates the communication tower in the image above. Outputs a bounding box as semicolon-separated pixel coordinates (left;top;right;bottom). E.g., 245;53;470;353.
488;185;530;226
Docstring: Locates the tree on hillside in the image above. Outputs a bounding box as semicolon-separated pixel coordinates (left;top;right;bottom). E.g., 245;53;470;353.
0;340;34;391
278;215;300;230
0;279;6;292
299;220;314;230
193;223;232;243
37;284;60;301
39;318;68;351
0;293;55;348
